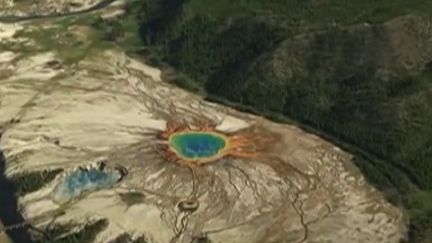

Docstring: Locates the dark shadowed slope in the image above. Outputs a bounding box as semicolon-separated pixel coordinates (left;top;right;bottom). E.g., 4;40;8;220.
0;149;32;243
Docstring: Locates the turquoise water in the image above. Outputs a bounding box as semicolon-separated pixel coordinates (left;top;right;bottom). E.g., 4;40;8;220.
170;132;227;160
52;168;120;203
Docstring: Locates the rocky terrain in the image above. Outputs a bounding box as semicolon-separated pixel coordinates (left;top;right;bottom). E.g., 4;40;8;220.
0;1;408;243
0;0;116;17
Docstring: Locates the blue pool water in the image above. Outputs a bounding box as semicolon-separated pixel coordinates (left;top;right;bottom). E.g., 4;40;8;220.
52;168;120;203
169;132;227;160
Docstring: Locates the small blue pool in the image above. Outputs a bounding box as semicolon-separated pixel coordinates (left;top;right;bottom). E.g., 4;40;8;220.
52;167;120;204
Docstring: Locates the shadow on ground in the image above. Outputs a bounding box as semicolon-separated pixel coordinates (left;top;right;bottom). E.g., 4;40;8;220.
0;146;32;242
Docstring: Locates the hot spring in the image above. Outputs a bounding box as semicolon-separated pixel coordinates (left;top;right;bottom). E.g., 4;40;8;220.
168;132;228;161
51;164;125;204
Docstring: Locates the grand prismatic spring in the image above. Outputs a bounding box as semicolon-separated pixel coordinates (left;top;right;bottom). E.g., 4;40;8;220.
156;121;270;166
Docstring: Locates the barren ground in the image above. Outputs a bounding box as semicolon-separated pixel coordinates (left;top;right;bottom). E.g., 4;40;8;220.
0;0;109;17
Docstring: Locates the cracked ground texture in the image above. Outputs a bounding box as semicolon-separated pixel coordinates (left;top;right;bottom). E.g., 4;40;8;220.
0;6;406;243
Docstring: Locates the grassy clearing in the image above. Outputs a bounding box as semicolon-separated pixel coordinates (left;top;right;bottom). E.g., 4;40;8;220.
409;191;432;217
9;14;118;65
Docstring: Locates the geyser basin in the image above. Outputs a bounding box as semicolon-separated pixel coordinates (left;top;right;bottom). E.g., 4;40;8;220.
51;163;126;204
169;132;228;161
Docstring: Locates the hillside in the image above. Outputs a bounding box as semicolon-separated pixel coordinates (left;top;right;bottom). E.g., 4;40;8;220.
209;15;432;189
0;6;407;242
0;0;431;242
97;0;432;242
